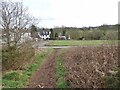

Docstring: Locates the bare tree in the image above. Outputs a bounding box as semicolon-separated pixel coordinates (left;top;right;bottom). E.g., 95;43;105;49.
0;0;36;48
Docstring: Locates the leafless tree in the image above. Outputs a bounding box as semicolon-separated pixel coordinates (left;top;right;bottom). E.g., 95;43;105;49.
0;0;37;48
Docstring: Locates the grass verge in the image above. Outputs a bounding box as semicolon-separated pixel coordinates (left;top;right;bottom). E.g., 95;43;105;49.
2;48;54;88
46;40;119;46
57;51;68;88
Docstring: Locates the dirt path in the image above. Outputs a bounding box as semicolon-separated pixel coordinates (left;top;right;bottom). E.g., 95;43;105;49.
28;48;60;88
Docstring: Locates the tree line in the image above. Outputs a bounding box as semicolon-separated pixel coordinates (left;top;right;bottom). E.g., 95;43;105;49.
36;24;118;40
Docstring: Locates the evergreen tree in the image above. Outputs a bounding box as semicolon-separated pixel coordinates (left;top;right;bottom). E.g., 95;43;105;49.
50;28;54;39
31;25;38;38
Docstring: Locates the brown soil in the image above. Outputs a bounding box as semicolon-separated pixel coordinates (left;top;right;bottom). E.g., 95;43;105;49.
28;48;60;88
63;46;118;88
27;45;118;88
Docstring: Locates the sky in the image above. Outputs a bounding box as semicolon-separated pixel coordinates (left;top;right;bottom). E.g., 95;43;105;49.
11;0;120;28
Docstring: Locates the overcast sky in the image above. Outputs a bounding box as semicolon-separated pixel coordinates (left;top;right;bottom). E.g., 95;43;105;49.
22;0;119;28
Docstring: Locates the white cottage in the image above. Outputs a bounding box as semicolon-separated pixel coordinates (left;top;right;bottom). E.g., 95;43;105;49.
39;31;51;40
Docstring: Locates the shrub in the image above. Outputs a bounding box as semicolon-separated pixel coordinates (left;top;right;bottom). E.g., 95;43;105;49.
2;43;35;71
105;31;118;40
68;30;80;40
84;30;103;40
2;46;20;70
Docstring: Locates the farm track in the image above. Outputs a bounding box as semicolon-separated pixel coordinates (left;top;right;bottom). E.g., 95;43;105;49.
28;48;60;88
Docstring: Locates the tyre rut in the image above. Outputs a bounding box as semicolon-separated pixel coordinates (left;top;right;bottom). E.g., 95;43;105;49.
28;48;60;88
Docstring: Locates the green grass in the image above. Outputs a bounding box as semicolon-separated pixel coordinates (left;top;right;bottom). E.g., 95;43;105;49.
2;48;54;88
46;40;119;46
104;68;120;88
57;54;68;88
2;71;28;88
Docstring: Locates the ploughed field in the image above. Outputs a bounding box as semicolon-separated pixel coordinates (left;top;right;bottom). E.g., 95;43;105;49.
62;45;118;88
28;45;118;88
2;44;119;88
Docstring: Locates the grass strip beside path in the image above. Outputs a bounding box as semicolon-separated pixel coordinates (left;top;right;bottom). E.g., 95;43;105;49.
57;50;68;88
2;48;54;88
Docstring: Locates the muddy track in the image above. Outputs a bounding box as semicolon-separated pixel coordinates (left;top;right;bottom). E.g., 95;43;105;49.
28;48;60;88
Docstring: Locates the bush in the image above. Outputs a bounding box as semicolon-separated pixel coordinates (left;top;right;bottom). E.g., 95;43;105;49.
105;31;118;40
84;30;103;40
2;46;19;70
2;43;35;71
67;30;80;40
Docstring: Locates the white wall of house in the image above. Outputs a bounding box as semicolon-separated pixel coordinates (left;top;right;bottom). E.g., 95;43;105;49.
39;31;51;40
1;30;51;44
